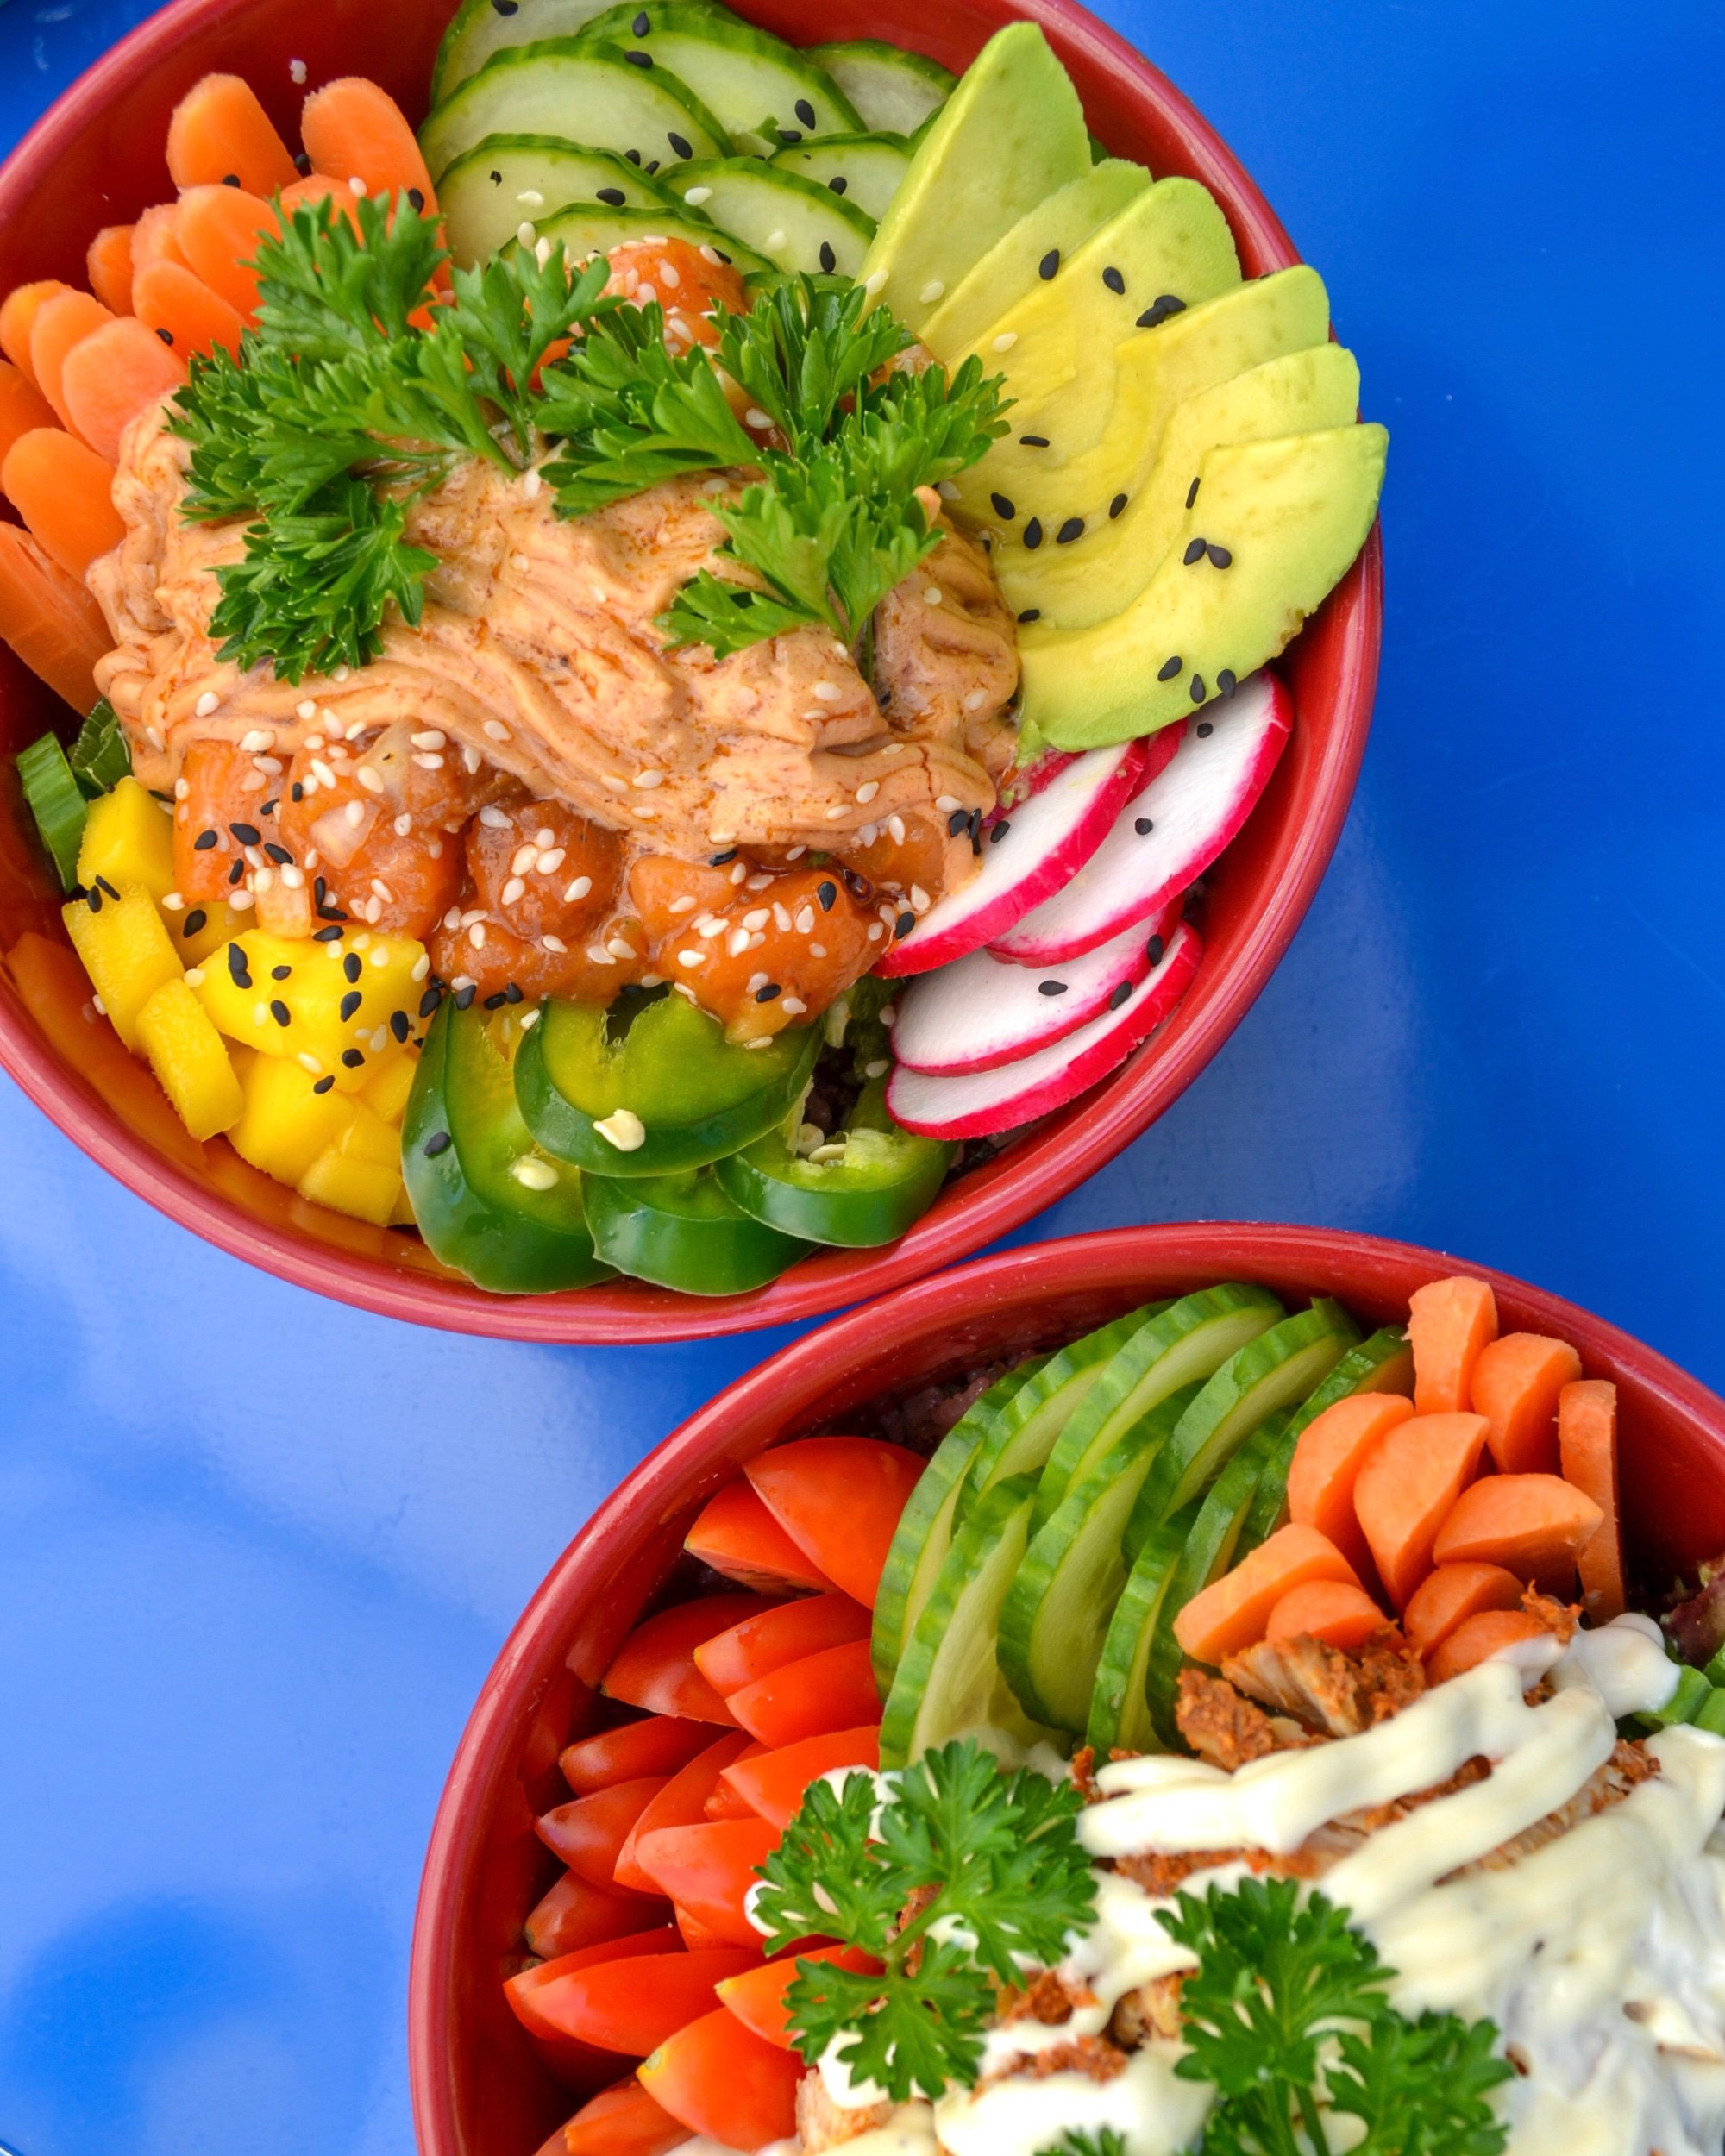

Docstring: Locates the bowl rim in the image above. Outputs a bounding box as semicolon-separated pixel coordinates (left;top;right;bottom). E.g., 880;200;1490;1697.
0;0;1382;1341
406;1216;1725;2155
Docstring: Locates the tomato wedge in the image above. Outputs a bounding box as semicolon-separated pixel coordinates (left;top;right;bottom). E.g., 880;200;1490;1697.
614;1733;754;1894
561;1716;719;1795
525;1869;666;1959
719;1727;881;1829
639;2006;805;2149
692;1592;873;1695
716;1944;882;2050
675;1904;731;1951
704;1750;766;1820
602;1595;775;1723
744;1438;923;1607
633;1820;780;1947
726;1639;882;1748
507;1927;681;2077
685;1478;838;1592
556;2078;689;2156
525;1946;761;2055
538;1776;669;1883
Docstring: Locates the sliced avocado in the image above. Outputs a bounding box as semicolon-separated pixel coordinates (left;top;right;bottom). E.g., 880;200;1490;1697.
1088;1502;1199;1754
808;40;954;137
771;133;912;223
919;159;1151;362
860;23;1091;337
996;342;1362;629
1020;422;1389;749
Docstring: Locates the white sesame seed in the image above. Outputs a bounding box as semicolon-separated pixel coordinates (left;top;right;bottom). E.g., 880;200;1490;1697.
919;279;944;304
924;587;943;605
174;778;190;800
729;862;748;885
859;824;877;848
744;407;773;430
781;996;807;1016
518;1007;541;1030
349;174;366;196
856;780;880;805
367;943;387;967
868;922;883;940
411;953;430;981
806;1138;844;1159
938;479;959;500
764;229;787;252
517;220;537;248
468;922;486;948
483;720;511;743
510;844;539;876
658;260;681;288
888;815;906;846
728;929;751;957
516;188;544;208
586;943;616;965
564;875;593;903
593;1108;647;1152
522;468;543;500
356;764;385;793
785;844;806;862
288;57;307;84
229;887;255;911
511;1155;559;1189
194;691;220;718
633;768;665;789
310;758;337;788
603;774;627;794
161;890;185;912
542;933;566;953
239;728;273;753
184;968;205;988
607;938;637;960
935;794;962;812
502;875;526;905
332;667;351;683
742;908;770;931
794;906;814;934
863;270;888;298
443;908;461;931
910;885;932;912
685;185;712;206
678;949;706;968
991;331;1019;353
463;744;481;773
297;1051;322;1075
825;805;847;821
411;730;446;750
964;687;989;711
280;864;305;889
344;799;366;828
536;846;565;874
413;752;445;770
296;699;317;720
253;754;284;775
254;867;275;893
812;680;843;704
479;805;511;829
391;812;411;837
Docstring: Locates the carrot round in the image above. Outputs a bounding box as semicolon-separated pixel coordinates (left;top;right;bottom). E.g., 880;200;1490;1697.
685;1479;838;1594
1403;1560;1527;1658
28;290;115;433
1408;1275;1498;1415
0;280;72;385
86;225;136;315
1173;1522;1362;1665
1559;1378;1625;1620
166;72;298;197
0;522;111;707
300;76;436;209
1352;1411;1491;1611
1264;1579;1390;1652
1427;1608;1552;1685
60;317;187;465
133;260;246;362
1;428;124;578
1470;1332;1582;1475
1286;1392;1414;1584
1433;1472;1603;1592
175;184;277;321
0;359;55;463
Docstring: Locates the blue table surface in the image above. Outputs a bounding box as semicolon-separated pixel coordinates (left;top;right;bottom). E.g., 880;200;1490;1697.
2;0;1722;2147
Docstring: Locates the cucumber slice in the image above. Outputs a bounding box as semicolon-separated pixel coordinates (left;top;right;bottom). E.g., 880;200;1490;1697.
807;40;954;137
440;135;682;266
1088;1503;1199;1755
1032;1282;1286;1532
576;9;863;148
432;0;621;103
870;1356;1050;1695
420;41;729;185
770;133;911;223
957;1303;1170;1524
17;732;90;891
666;158;874;277
1282;1325;1414;1445
1000;1388;1201;1733
533;197;768;273
1129;1300;1362;1535
879;1472;1051;1769
69;699;131;795
1236;1409;1297;1552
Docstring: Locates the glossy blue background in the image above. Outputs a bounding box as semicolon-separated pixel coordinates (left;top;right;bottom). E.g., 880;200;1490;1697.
1;0;1722;2149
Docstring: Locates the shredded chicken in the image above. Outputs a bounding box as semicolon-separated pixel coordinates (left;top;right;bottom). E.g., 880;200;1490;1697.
1220;1628;1427;1737
796;2074;893;2153
979;2034;1127;2090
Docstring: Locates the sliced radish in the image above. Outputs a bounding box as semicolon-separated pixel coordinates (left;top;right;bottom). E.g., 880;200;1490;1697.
876;739;1147;978
990;674;1290;967
892;899;1184;1076
886;920;1204;1138
1130;718;1186;798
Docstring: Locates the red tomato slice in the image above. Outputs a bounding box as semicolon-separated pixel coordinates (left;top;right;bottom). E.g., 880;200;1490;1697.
557;2078;690;2156
685;1478;839;1592
704;1744;766;1818
716;1944;883;2050
675;1904;732;1951
693;1592;872;1696
614;1733;754;1894
639;2006;805;2149
744;1438;923;1607
561;1716;720;1795
525;1946;762;2055
720;1727;881;1829
602;1595;776;1724
539;1776;671;1883
524;1869;667;1959
726;1639;882;1749
633;1820;780;1947
507;1927;681;2078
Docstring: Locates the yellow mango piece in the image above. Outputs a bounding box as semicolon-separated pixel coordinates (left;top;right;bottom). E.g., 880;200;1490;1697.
168;898;238;969
135;976;244;1141
298;1144;402;1226
62;881;182;1052
77;777;175;905
339;1099;402;1171
357;1046;417;1125
229;1053;354;1184
192;925;427;1089
389;1181;418;1226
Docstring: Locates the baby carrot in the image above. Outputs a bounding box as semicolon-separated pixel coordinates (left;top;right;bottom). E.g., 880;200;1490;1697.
1408;1275;1497;1415
133;260;246;361
175;184;276;320
0;358;56;463
29;290;115;433
86;224;136;314
60;317;186;463
132;203;192;277
0;523;111;709
300;77;436;209
0;279;73;385
166;72;298;197
1;427;124;577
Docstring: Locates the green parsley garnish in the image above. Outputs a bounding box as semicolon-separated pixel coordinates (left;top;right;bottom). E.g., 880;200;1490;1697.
1164;1877;1512;2156
1043;2132;1127;2156
753;1739;1095;2103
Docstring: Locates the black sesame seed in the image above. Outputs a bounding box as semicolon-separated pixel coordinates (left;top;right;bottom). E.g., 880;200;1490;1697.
990;820;1010;844
713;248;732;265
755;981;782;1002
482;990;507;1010
1057;517;1084;544
229;821;261;845
313;924;343;943
339;991;362;1022
1185;476;1201;510
269;999;292;1027
491;0;518;14
1157;655;1182;681
795;97;817;127
625;47;652;65
227;858;245;886
1107;980;1132;1011
895;910;915;937
1218;669;1237;697
182;908;208;938
317;905;348;924
632;7;649;28
454;985;476;1010
156;327;174;345
423;1130;452;1156
1109;492;1128;520
1207;542;1232;569
85;886;103;912
95;874;119;900
1196;720;1214;737
819;241;837;273
264;842;292;865
1157;293;1184;317
490;169;502;185
708;847;738;865
777;128;802;145
312;1075;335;1094
625;147;643;165
343;952;362;982
829;176;848;195
1146;934;1165;965
503;983;524;1006
816;880;837;911
667;132;693;157
947;810;969;837
1017;607;1040;624
290;781;304;803
342;1048;365;1068
1038;248;1060;280
407;187;425;213
260;799;279;818
1023;517;1044;550
193;829;219;851
294;152;312;176
1183;537;1208;566
1038;980;1067;997
1102;266;1125;294
314;877;328;903
1019;434;1050;448
1190;675;1207;703
597;186;626;206
271;963;292;981
418;987;442;1019
389;1009;411;1041
1135;817;1153;837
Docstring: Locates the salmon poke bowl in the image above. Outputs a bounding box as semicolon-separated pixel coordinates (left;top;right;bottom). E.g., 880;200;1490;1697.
0;0;1384;1335
410;1223;1725;2156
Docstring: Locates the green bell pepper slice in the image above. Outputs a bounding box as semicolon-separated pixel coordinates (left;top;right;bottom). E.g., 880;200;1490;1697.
582;1164;809;1295
714;1078;952;1247
515;988;819;1177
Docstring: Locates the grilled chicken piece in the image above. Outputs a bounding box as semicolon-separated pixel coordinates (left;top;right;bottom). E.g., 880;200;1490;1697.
1221;1630;1427;1737
796;2073;894;2152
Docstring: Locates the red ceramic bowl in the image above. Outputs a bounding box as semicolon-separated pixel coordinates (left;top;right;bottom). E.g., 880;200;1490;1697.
0;0;1382;1339
409;1221;1725;2156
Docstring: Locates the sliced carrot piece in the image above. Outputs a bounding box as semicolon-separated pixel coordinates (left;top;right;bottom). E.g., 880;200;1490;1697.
1173;1523;1361;1664
524;1946;761;2058
1403;1561;1527;1658
693;1592;872;1695
301;76;437;208
1427;1608;1552;1685
133;260;246;362
86;225;136;315
725;1638;882;1749
686;1478;839;1593
719;1726;881;1830
1286;1393;1415;1586
614;1733;754;1895
275;172;361;234
506;1927;681;2081
632;1821;780;1948
717;1945;881;2050
537;1775;669;1886
166;72;298;196
29;290;115;433
3;429;124;578
1352;1412;1491;1611
558;2078;690;2156
0;280;75;385
1470;1332;1583;1476
1432;1472;1603;1592
60;316;186;467
1264;1579;1390;1651
524;1868;668;1959
132;203;191;276
1408;1275;1497;1415
744;1437;924;1608
601;1594;775;1725
1559;1378;1625;1621
638;2006;804;2149
0;359;56;463
0;523;110;710
175;184;277;321
561;1716;719;1796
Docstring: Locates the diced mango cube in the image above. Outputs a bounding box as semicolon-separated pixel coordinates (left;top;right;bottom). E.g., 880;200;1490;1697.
357;1046;417;1125
62;881;182;1051
229;1053;354;1184
77;777;175;905
135;976;244;1140
169;898;238;968
339;1099;402;1171
298;1144;402;1226
192;926;427;1089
